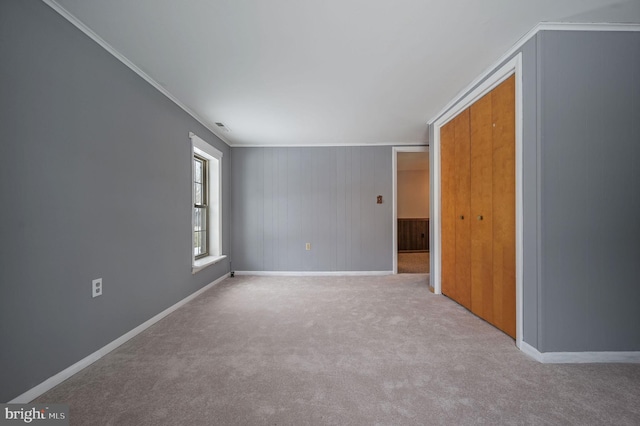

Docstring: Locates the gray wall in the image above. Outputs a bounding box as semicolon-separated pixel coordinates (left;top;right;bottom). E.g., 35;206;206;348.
430;30;640;353
0;0;231;402
231;146;392;272
538;31;640;352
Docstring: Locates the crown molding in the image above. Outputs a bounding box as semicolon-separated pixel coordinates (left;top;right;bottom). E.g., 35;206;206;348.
41;0;232;147
229;141;428;148
428;22;640;126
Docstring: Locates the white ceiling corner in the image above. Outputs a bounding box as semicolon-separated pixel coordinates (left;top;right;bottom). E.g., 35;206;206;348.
48;0;639;147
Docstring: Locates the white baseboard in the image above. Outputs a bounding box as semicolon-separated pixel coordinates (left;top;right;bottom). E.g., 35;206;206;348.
9;273;230;404
233;270;394;277
520;342;545;362
520;341;640;364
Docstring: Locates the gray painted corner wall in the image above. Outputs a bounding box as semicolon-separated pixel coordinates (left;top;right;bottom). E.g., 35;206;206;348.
0;0;230;402
538;30;640;352
230;146;393;272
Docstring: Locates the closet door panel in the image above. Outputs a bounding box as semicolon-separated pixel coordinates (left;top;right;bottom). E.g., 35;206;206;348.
441;120;457;300
470;93;494;321
491;75;516;338
454;110;472;309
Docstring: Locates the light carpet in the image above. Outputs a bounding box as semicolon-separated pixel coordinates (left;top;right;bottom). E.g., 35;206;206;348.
35;275;640;425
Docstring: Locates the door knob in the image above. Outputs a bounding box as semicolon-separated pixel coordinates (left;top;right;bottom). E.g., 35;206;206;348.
478;215;483;220
460;215;464;220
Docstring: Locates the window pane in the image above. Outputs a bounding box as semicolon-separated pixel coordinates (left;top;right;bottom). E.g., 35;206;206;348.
194;231;206;257
195;182;202;205
201;231;207;256
195;207;207;232
194;230;200;255
194;158;202;183
201;209;207;233
194;208;200;231
193;150;214;260
193;206;208;258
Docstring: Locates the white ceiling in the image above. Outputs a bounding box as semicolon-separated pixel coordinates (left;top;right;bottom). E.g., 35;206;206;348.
50;0;640;147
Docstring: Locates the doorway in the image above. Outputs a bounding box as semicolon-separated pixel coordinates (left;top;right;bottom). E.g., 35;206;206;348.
393;147;429;274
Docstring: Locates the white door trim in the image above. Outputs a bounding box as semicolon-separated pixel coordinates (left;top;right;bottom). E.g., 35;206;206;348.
431;54;524;349
392;146;429;274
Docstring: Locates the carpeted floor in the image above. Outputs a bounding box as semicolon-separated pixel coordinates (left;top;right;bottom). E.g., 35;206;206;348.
398;251;430;274
35;275;640;425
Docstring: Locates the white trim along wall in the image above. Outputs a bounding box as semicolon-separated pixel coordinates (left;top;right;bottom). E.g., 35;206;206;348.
520;342;640;364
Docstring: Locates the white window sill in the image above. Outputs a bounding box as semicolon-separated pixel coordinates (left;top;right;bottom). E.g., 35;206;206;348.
192;254;227;274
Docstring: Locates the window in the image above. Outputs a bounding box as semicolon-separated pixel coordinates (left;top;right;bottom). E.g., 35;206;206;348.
190;132;225;273
193;154;208;258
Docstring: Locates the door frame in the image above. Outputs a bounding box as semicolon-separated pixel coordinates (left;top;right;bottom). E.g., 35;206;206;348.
430;54;524;348
392;146;429;274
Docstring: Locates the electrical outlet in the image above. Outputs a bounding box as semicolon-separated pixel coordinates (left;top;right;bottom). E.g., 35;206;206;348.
92;278;102;298
305;243;311;250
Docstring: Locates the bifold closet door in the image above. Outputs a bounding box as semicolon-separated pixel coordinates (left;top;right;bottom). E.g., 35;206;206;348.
470;93;494;322
491;76;516;338
454;110;472;309
441;109;471;309
440;75;515;339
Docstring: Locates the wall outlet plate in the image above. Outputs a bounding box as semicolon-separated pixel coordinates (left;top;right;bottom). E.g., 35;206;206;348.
92;278;102;298
305;243;311;250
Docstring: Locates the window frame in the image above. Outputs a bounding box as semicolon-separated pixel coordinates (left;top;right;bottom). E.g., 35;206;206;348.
193;153;209;259
190;132;225;273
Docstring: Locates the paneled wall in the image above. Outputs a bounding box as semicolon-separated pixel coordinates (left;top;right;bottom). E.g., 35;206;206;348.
539;30;640;352
231;146;393;272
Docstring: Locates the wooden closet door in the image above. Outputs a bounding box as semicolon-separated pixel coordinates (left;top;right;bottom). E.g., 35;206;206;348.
440;75;515;339
454;110;472;309
441;120;457;300
491;75;516;338
470;93;494;321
